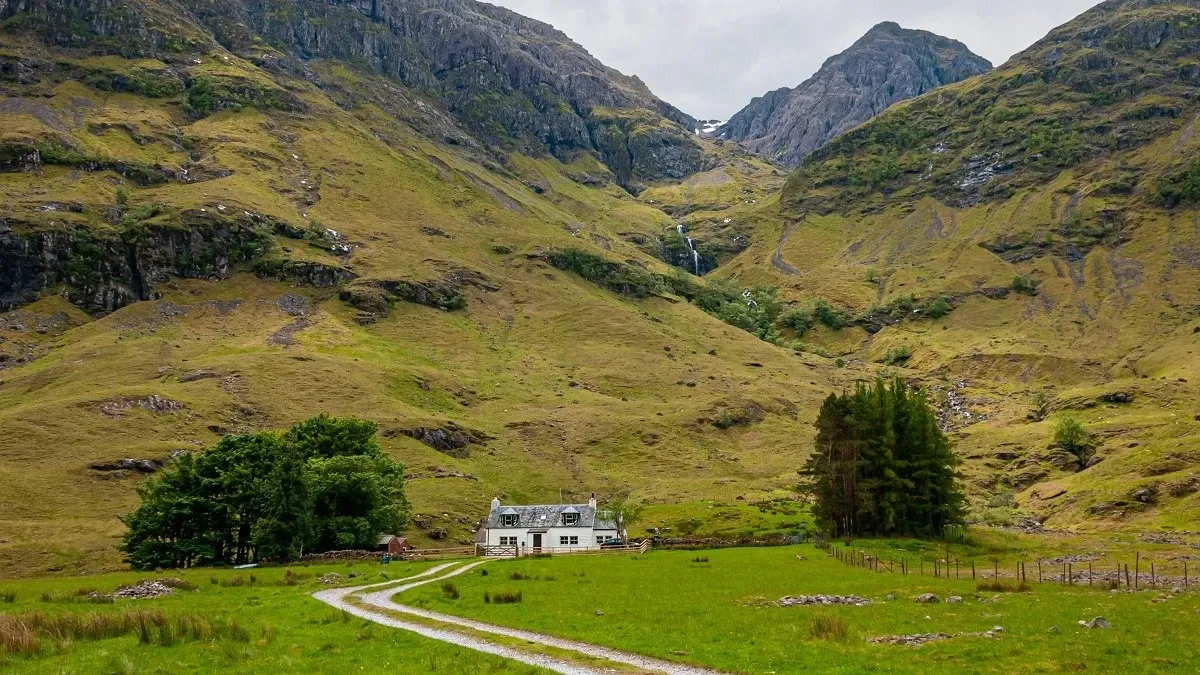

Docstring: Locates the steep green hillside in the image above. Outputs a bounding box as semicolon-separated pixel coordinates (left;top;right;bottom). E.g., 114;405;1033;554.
0;1;839;577
725;0;1200;532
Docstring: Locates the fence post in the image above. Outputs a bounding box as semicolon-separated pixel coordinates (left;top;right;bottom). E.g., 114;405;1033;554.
994;561;999;580
1186;561;1189;590
972;560;975;580
1068;563;1072;585
1125;564;1131;588
1151;562;1156;589
1089;563;1093;586
956;559;960;579
1135;552;1140;590
1038;560;1042;583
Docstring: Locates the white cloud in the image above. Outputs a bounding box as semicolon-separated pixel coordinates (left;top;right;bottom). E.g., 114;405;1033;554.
485;0;1099;118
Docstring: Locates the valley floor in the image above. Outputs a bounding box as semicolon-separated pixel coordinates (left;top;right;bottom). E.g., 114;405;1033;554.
3;545;1199;673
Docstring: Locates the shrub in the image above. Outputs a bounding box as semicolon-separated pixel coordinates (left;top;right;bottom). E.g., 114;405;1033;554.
490;591;523;605
441;582;459;600
835;358;846;369
777;308;814;336
808;614;849;641
1012;275;1040;295
0;591;14;603
509;571;532;581
880;345;913;366
814;299;846;330
924;297;952;319
691;556;710;564
1055;417;1094;469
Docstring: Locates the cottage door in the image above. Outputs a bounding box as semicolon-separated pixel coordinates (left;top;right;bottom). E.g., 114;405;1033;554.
532;533;543;553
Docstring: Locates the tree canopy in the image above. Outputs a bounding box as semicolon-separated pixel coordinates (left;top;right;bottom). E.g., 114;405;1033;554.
801;378;964;539
120;415;409;570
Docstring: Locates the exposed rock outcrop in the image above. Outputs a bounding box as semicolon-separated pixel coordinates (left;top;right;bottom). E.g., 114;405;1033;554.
719;22;991;167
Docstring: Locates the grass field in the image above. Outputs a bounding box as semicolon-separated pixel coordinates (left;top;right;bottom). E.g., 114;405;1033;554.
0;561;545;674
399;546;1200;674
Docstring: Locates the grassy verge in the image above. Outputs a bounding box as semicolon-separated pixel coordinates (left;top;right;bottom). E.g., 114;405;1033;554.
0;562;545;673
399;545;1200;673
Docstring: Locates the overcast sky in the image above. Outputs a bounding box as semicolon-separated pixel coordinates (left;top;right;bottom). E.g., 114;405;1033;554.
487;0;1099;119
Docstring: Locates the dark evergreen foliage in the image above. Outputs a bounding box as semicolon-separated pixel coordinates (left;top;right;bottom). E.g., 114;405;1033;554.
120;415;409;570
801;378;964;538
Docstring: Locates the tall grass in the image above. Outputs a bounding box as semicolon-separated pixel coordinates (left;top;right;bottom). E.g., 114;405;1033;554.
489;590;523;605
0;609;251;658
977;580;1031;593
808;614;849;641
0;591;14;603
441;582;460;600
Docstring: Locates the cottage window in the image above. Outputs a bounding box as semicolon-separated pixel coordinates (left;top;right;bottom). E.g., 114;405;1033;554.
596;536;606;545
559;536;579;546
501;514;518;527
563;513;580;526
499;536;517;546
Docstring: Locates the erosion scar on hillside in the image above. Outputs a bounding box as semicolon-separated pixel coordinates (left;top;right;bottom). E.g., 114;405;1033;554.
772;224;801;276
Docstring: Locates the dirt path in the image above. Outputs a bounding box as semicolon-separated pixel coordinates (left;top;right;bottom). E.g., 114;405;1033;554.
313;561;724;675
772;224;800;276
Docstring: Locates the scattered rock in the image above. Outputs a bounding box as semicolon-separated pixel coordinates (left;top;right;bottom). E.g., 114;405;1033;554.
777;595;872;607
178;369;220;383
112;579;177;599
869;633;951;646
885;593;896;601
1099;392;1134;404
946;596;963;604
1080;616;1111;629
915;593;940;604
318;573;345;585
1049;626;1061;634
276;294;310;317
89;458;165;474
594;609;604;616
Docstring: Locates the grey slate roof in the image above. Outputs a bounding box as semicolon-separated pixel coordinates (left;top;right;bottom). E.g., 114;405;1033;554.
486;503;618;531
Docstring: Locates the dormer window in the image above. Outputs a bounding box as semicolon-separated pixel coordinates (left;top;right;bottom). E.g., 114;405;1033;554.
563;513;579;526
502;514;518;527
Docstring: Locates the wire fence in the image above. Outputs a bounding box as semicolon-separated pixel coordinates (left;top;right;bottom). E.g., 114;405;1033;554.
825;545;1194;591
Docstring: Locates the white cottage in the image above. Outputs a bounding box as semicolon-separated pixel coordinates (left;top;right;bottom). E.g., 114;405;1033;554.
480;494;621;553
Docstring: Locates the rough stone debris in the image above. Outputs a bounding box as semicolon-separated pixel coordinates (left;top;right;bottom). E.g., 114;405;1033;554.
1081;616;1111;629
318;572;346;585
915;593;940;604
111;579;179;599
777;595;872;607
869;633;951;646
946;596;964;604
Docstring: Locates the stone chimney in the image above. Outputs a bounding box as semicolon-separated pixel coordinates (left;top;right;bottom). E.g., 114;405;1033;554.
588;493;597;509
491;496;501;512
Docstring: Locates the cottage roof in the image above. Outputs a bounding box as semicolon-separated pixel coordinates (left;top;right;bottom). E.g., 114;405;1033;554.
486;503;618;530
377;535;407;546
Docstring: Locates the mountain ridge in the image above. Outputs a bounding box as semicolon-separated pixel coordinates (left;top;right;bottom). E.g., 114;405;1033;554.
718;21;992;167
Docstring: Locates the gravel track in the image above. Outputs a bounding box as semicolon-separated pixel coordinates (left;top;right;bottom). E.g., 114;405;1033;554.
313;560;724;675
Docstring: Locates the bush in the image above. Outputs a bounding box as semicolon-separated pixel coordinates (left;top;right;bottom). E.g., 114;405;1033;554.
814;300;846;330
441;582;459;600
1012;275;1040;295
0;591;13;603
1054;417;1093;469
880;345;912;366
509;571;531;581
808;614;849;641
777;308;814;336
924;297;952;319
691;556;709;564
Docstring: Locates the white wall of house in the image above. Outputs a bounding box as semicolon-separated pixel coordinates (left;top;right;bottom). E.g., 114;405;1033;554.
486;526;618;550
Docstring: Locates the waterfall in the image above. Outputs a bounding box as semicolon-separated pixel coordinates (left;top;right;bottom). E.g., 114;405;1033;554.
676;225;702;276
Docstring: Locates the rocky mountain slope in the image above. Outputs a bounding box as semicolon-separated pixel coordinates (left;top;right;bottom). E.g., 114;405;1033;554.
718;22;992;167
723;0;1200;532
0;0;827;577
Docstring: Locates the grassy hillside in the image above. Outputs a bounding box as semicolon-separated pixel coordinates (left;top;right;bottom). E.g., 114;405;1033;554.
0;5;846;577
723;0;1200;532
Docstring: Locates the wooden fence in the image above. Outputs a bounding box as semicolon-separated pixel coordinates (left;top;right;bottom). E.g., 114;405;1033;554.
826;545;1194;591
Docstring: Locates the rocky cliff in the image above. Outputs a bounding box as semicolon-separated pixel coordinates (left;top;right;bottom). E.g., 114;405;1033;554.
0;0;706;189
719;22;991;167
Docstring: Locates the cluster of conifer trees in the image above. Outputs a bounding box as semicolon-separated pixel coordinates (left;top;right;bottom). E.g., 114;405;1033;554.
801;378;964;538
